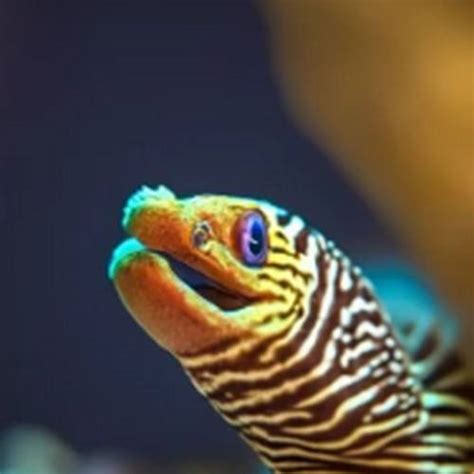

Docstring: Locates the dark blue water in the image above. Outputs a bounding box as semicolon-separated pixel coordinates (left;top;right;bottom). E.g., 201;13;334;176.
2;0;394;464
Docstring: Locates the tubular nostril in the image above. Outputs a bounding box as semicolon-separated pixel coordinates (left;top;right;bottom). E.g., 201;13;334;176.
192;221;211;248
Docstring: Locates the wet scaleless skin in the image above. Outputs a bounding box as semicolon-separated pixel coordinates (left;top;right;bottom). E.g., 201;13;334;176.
109;186;474;474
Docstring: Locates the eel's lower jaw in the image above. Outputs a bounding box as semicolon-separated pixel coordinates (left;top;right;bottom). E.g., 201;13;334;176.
109;239;252;355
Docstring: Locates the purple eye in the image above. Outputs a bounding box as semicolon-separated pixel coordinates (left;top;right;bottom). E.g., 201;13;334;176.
237;212;267;266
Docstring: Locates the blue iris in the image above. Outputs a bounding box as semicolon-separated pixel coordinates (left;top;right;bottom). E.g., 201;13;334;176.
239;212;267;266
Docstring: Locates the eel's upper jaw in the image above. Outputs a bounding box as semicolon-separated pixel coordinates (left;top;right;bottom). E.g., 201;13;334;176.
109;238;252;356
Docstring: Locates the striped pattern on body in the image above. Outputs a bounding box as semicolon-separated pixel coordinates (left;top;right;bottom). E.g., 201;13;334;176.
111;188;474;474
180;219;474;474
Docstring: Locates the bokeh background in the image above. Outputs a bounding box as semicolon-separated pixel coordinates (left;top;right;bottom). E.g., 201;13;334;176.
2;1;472;473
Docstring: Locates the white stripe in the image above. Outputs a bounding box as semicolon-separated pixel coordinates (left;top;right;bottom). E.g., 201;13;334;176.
285;215;305;239
340;339;379;369
355;320;388;340
340;297;379;328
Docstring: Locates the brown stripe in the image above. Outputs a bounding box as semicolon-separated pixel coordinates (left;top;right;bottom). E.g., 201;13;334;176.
295;228;309;255
277;213;292;226
264;262;313;283
275;230;290;244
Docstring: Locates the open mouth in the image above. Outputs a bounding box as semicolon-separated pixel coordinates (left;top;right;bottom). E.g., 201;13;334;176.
110;238;249;312
166;255;250;311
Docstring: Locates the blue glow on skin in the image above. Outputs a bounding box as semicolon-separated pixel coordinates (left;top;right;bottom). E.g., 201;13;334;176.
108;238;146;280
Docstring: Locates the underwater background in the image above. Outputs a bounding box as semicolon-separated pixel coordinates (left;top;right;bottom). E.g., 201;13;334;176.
2;1;472;473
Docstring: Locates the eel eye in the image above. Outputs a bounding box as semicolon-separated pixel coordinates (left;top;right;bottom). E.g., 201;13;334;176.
237;211;267;266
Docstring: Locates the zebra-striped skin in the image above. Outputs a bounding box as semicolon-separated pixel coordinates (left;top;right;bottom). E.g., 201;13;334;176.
110;186;474;473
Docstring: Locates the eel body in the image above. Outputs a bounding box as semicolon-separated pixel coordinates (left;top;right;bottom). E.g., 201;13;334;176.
109;185;474;473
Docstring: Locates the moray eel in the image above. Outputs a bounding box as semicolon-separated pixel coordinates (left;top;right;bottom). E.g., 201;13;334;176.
109;185;474;473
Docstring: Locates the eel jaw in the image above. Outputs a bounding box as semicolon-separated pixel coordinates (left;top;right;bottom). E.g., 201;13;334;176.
109;239;252;356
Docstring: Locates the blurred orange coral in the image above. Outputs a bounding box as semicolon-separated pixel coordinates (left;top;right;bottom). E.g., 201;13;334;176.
261;0;474;360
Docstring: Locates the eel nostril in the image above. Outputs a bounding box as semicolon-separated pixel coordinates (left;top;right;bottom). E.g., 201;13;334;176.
192;221;211;248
